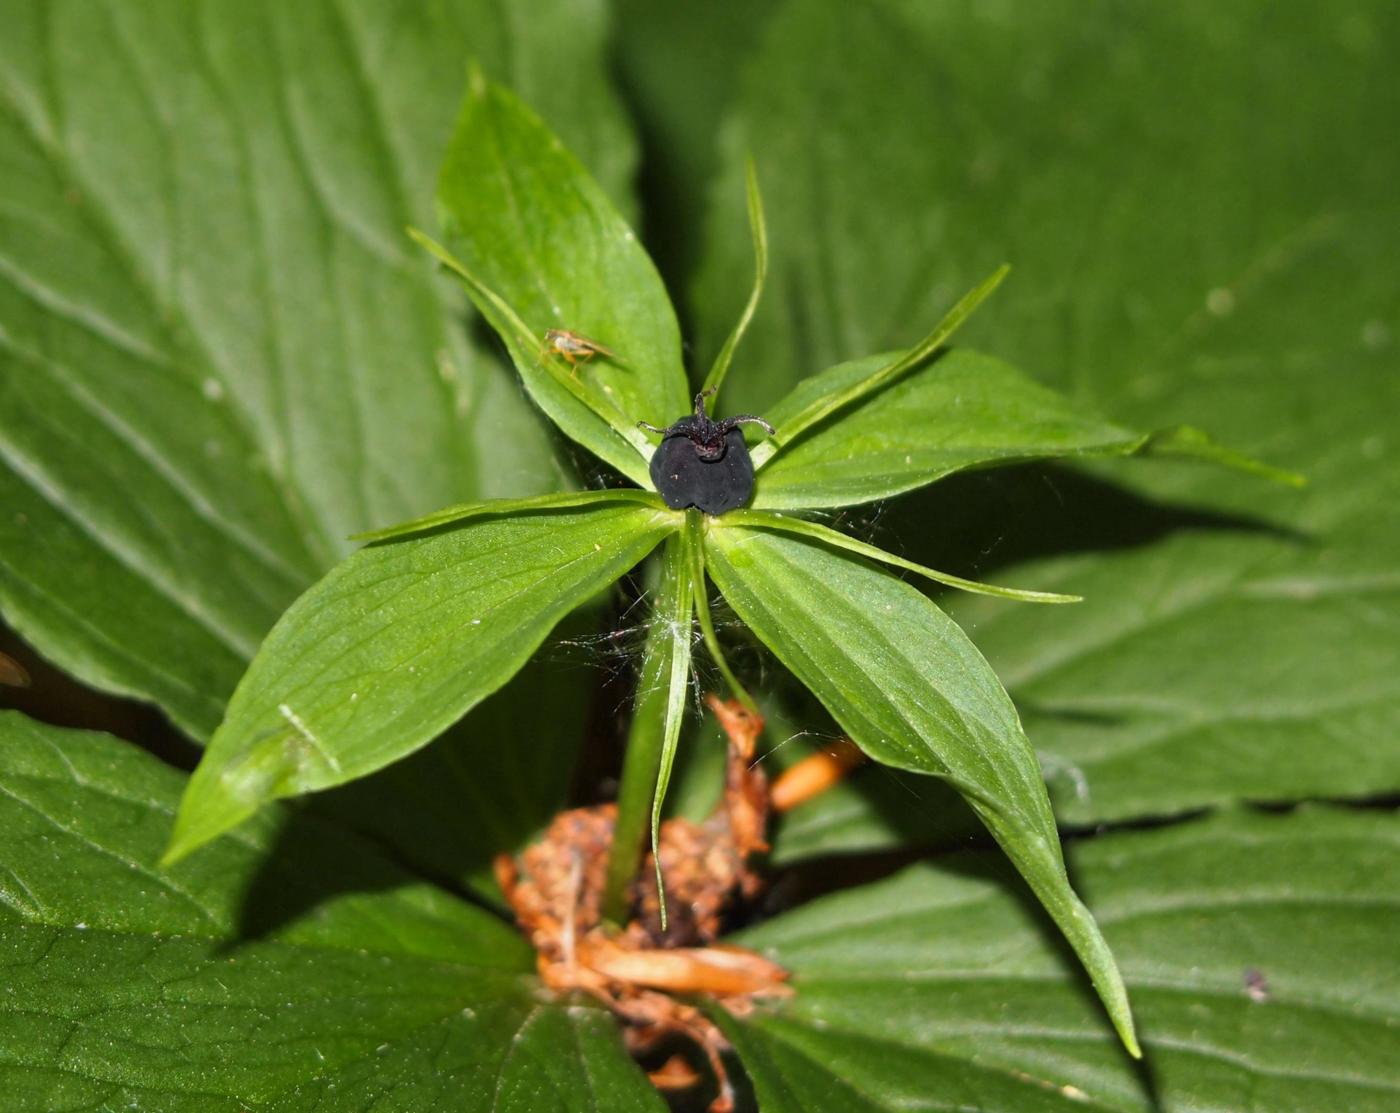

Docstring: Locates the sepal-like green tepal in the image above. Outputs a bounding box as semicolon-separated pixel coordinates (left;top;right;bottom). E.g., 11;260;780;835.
702;157;769;397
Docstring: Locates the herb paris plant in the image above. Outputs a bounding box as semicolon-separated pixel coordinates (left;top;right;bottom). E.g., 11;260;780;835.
164;73;1287;1060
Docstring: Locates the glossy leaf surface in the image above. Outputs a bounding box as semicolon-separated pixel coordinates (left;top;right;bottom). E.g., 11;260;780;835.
748;265;1006;470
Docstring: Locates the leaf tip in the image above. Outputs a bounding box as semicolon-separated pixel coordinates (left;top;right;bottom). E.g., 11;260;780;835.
1143;425;1306;489
466;59;488;98
159;821;201;870
162;761;263;871
348;525;395;543
977;263;1012;306
743;153;763;203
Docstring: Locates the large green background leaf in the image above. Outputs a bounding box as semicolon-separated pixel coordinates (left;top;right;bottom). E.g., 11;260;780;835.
0;0;633;737
691;0;1400;829
725;806;1400;1112
611;0;780;293
0;712;664;1111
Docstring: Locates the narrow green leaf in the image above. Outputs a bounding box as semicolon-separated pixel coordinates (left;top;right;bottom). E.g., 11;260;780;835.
749;266;1008;470
649;533;696;929
725;807;1399;1112
352;487;664;542
605;533;691;922
1143;424;1306;487
705;526;1139;1056
0;713;664;1111
725;509;1080;603
166;503;679;863
702;157;769;397
437;70;692;475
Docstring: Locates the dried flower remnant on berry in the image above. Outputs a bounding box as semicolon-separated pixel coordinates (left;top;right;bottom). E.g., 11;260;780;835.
639;390;775;514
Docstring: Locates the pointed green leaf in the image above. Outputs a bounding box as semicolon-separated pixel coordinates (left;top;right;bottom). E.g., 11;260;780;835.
751;348;1292;510
1140;424;1306;487
0;2;633;738
353;487;665;542
705;524;1138;1056
702;158;768;397
437;70;691;479
749;266;1007;470
648;533;696;927
167;503;679;862
0;712;664;1111
724;807;1399;1113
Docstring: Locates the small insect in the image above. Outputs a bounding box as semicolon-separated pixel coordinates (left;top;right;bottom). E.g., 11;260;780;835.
639;390;775;515
542;328;615;376
1243;967;1270;1003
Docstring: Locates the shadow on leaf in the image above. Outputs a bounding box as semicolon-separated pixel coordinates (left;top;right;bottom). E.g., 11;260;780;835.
229;638;598;943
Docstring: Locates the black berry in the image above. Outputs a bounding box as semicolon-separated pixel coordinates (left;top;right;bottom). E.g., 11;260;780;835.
639;392;775;515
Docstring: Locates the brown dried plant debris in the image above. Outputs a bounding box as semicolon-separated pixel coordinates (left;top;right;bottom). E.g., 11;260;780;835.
496;694;848;1112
